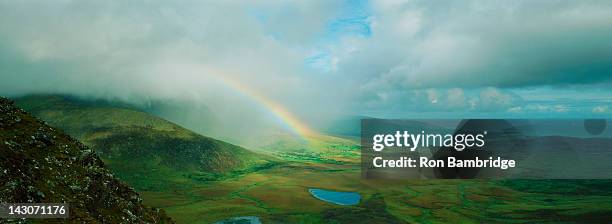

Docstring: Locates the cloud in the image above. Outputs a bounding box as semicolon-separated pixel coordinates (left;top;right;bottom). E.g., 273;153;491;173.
334;0;612;90
356;86;522;115
0;1;347;141
446;88;466;108
593;105;609;113
478;87;523;111
1;0;612;135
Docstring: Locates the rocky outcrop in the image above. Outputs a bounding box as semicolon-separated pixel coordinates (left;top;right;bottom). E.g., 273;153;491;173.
0;97;173;223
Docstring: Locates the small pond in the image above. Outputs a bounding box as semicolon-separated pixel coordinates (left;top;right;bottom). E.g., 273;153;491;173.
214;216;261;224
308;188;361;205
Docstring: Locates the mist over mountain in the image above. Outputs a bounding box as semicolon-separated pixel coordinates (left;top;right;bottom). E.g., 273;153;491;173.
1;0;612;136
14;95;275;191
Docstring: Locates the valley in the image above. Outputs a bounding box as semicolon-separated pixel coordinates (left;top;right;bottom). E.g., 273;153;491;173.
12;95;612;223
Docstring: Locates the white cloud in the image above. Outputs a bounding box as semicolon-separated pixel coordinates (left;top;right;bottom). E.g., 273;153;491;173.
593;105;609;113
0;1;346;140
1;0;612;127
446;88;466;108
477;87;522;111
335;0;612;91
508;106;522;113
554;105;569;113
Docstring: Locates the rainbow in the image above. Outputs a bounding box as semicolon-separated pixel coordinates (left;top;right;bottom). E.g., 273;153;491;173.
206;69;315;139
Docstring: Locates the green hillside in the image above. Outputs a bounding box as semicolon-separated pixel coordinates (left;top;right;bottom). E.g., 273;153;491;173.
0;97;174;223
8;95;612;223
15;95;275;191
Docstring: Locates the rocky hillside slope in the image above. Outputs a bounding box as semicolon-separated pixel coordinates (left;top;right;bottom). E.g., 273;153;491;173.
0;97;174;223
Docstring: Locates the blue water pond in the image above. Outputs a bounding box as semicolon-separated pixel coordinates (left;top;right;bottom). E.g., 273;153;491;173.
214;216;261;224
308;188;361;205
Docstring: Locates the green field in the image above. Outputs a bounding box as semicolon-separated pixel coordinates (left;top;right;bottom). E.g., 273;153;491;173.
15;95;612;223
138;135;612;223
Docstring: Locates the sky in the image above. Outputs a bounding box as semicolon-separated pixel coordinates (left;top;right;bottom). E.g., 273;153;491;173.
1;0;612;138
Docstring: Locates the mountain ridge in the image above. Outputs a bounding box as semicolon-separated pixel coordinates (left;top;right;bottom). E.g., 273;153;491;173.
0;97;174;223
14;94;275;191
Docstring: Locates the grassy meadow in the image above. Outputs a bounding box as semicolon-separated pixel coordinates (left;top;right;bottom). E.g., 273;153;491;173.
139;135;612;223
13;95;612;223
